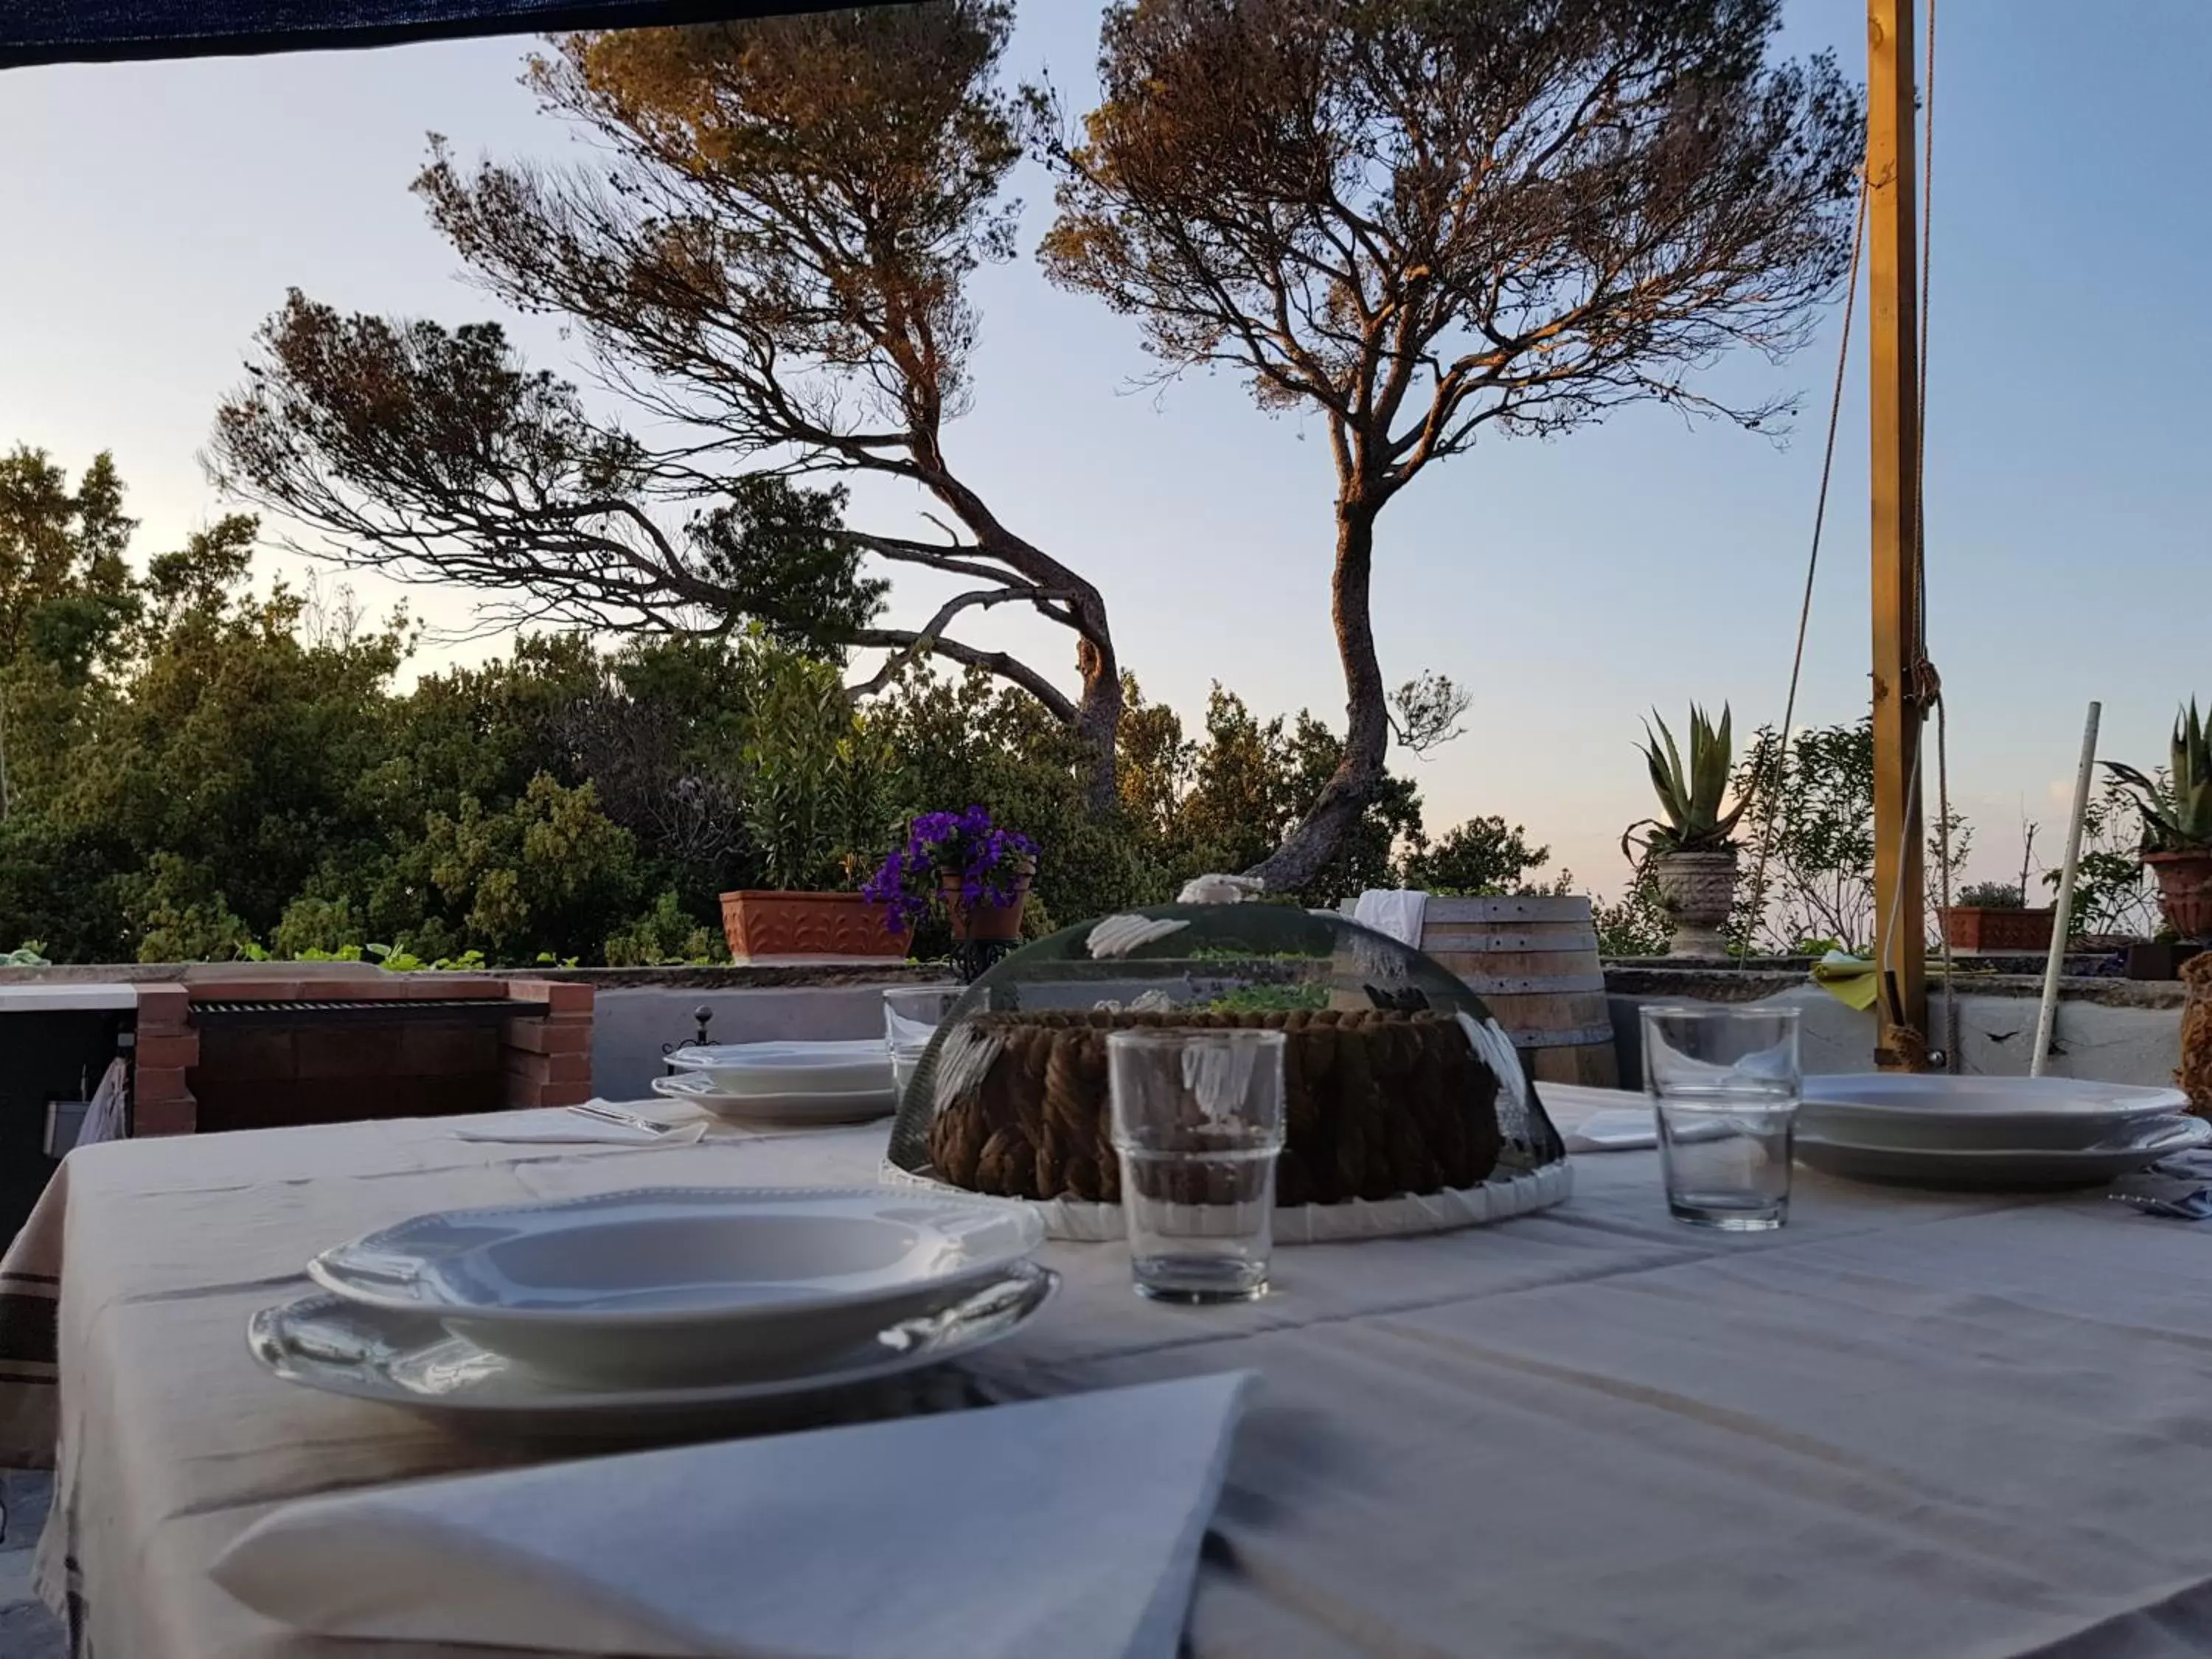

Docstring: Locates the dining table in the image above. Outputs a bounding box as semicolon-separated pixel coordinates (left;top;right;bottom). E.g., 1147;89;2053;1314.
10;1080;2212;1658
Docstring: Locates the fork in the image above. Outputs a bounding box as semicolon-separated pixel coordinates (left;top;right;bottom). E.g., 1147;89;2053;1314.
565;1102;679;1137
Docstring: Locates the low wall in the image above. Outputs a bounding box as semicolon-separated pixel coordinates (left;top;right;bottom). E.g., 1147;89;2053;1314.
1603;966;2186;1091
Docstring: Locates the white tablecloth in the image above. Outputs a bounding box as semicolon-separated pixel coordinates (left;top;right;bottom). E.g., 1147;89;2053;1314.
26;1085;2212;1658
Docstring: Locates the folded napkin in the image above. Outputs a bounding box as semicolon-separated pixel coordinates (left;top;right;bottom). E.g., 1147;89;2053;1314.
450;1105;706;1145
2110;1150;2212;1220
1564;1106;1660;1152
1809;950;1880;1012
214;1371;1255;1659
1562;1106;1739;1154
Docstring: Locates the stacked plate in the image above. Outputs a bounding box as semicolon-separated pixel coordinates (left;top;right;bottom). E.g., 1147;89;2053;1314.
653;1039;898;1126
249;1187;1052;1438
1795;1075;2209;1189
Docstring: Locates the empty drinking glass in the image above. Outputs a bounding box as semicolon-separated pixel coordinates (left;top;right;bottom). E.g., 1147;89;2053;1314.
883;985;960;1097
1107;1029;1286;1303
1640;1005;1803;1231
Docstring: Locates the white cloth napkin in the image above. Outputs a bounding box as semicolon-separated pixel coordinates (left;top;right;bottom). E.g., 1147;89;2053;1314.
448;1105;706;1145
1564;1106;1734;1154
1564;1106;1660;1152
214;1371;1255;1659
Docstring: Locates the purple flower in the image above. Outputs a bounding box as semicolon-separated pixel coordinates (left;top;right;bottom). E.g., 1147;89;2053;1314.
862;806;1035;932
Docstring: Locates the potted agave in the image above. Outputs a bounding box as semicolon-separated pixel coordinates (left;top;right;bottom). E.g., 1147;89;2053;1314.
1940;880;2056;955
863;808;1038;943
2107;700;2212;942
1624;705;1747;957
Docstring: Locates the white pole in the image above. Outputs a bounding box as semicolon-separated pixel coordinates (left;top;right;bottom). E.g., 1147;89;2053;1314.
2031;700;2101;1077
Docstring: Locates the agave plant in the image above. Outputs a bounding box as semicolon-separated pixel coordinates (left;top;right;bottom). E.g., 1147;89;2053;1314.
2104;700;2212;853
1624;704;1747;860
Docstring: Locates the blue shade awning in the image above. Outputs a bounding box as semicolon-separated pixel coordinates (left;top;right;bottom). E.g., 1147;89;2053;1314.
0;1;887;69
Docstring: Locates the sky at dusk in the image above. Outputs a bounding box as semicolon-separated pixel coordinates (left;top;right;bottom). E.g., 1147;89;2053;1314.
3;0;2207;897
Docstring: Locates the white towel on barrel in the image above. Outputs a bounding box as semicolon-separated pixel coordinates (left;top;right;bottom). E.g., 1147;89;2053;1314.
1350;887;1428;949
213;1372;1255;1659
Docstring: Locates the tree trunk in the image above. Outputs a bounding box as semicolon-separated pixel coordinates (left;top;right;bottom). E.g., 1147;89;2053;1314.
1244;499;1390;894
1073;625;1123;814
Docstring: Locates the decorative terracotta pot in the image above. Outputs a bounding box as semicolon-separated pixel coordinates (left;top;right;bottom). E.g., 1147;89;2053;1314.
2146;850;2212;942
717;891;910;963
1649;846;1739;957
1939;905;2056;955
939;865;1033;943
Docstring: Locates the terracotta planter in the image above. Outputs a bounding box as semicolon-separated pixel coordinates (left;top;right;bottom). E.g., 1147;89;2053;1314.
1939;905;2056;955
939;867;1033;943
717;891;910;963
2146;850;2212;941
1649;846;1738;956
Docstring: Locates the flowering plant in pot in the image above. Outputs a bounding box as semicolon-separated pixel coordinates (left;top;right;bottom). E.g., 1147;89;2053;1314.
2106;700;2212;942
863;807;1038;942
1940;880;2056;955
1622;704;1747;957
720;650;907;961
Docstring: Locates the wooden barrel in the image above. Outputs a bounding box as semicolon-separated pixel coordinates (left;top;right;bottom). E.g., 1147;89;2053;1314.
1418;896;1618;1088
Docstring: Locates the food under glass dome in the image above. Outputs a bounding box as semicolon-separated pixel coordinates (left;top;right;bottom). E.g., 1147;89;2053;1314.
886;901;1568;1239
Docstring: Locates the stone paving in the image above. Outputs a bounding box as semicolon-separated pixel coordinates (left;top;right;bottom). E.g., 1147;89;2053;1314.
0;1470;62;1659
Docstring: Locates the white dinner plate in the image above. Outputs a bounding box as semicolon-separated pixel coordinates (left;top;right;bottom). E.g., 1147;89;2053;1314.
650;1071;897;1126
664;1040;894;1099
1800;1074;2191;1152
307;1187;1044;1386
1795;1113;2211;1189
248;1262;1056;1441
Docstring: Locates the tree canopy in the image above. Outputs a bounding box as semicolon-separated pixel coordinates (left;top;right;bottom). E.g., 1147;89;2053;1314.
4;448;1498;965
1038;0;1863;886
210;1;1128;805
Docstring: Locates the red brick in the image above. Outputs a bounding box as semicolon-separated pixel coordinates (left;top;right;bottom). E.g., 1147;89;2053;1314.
390;974;504;1001
192;1027;296;1082
538;1081;592;1108
136;984;190;1026
294;1025;402;1080
133;1065;189;1101
504;1049;593;1086
504;1077;546;1109
132;1096;197;1136
508;980;594;1014
134;1033;199;1070
187;977;305;1003
397;1022;501;1073
502;1018;590;1056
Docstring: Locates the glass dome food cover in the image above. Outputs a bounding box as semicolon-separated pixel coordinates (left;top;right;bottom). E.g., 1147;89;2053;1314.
887;902;1571;1242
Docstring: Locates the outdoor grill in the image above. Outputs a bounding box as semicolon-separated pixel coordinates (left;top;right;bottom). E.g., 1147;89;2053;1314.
188;997;549;1025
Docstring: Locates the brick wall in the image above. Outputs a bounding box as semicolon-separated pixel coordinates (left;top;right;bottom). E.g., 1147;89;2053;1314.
131;984;198;1137
500;980;597;1110
128;975;597;1136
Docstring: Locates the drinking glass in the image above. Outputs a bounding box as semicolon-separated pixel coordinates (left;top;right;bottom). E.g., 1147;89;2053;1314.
883;985;960;1096
1107;1029;1287;1303
1640;1005;1802;1231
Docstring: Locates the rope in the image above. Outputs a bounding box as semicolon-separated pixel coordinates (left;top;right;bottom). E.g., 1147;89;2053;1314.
1742;177;1868;952
1921;0;1960;1071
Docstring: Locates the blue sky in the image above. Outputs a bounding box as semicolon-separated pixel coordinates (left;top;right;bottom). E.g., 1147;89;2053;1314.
2;1;2206;896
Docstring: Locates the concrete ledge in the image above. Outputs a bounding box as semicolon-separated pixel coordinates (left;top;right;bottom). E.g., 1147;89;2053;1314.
1604;962;2188;1010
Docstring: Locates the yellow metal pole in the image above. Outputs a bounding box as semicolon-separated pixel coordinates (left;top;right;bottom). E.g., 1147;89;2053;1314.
1867;0;1929;1068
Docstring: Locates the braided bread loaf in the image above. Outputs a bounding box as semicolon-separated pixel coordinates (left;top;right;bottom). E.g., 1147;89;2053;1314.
925;1008;1504;1206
